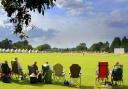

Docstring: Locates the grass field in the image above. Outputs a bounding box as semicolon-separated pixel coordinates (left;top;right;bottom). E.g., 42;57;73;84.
0;53;128;89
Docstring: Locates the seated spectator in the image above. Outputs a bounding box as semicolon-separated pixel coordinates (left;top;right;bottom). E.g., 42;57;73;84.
111;61;123;84
1;60;11;75
14;57;22;74
32;61;38;75
42;61;52;84
111;61;121;75
1;60;11;83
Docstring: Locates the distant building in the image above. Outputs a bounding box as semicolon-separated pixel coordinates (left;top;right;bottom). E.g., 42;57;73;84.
114;48;125;54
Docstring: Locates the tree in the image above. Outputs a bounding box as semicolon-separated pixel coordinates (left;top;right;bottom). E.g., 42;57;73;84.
76;43;87;52
89;42;103;52
13;40;32;49
110;37;121;52
89;41;109;52
0;38;13;49
36;44;51;51
121;36;128;52
101;41;109;52
1;0;56;39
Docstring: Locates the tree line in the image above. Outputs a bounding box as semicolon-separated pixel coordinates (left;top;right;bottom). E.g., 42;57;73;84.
0;36;128;53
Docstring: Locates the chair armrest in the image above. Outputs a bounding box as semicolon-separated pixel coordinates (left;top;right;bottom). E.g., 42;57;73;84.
62;71;66;75
79;73;82;76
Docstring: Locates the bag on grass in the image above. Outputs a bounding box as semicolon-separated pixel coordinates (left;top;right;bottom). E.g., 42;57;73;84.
2;75;11;83
64;80;70;86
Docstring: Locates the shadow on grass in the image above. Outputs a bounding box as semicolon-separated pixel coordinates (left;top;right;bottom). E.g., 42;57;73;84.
11;79;95;89
81;86;94;89
11;79;45;87
112;85;128;89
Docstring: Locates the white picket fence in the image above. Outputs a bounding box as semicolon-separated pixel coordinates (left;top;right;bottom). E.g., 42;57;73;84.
0;48;39;53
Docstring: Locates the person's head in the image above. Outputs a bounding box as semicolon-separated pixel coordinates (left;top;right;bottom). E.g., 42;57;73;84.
115;61;119;66
46;61;48;64
4;60;8;64
14;57;18;61
34;61;37;65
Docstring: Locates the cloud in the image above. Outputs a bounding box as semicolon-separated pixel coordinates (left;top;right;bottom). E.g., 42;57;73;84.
28;5;128;48
27;26;58;40
113;0;128;2
55;0;93;15
0;0;128;48
0;26;20;41
26;26;58;47
106;9;128;29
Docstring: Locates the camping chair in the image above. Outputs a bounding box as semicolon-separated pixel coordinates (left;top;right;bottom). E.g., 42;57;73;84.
28;65;38;83
69;64;81;87
11;61;21;79
42;65;52;84
111;65;123;85
96;62;110;88
96;62;109;86
0;63;11;83
0;63;3;78
0;63;2;73
97;62;109;82
53;63;65;83
28;65;36;75
28;65;32;75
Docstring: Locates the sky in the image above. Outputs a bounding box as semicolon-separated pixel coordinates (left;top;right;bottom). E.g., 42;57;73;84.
0;0;128;48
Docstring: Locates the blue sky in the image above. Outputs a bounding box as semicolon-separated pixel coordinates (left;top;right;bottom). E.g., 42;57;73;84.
0;0;128;48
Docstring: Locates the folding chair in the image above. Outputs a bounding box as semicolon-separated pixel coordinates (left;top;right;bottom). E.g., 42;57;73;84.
0;63;4;78
98;62;109;82
0;63;2;73
111;65;123;85
69;64;81;87
0;63;11;83
42;65;52;84
11;61;21;79
28;65;38;83
96;62;110;89
28;65;34;75
53;63;65;83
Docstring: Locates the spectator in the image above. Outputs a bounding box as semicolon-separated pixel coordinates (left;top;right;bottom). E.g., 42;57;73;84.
111;61;122;85
42;61;52;84
32;61;38;75
14;57;22;74
1;60;11;75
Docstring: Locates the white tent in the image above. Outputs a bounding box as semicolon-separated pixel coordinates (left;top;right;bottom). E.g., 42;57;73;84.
15;49;18;53
0;49;2;53
35;50;39;53
18;49;21;53
24;49;27;53
21;49;25;53
31;50;35;53
2;49;5;53
28;50;31;53
10;49;14;53
5;49;10;53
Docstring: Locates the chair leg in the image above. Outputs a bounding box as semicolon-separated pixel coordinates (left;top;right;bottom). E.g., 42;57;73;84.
80;77;81;87
70;77;71;86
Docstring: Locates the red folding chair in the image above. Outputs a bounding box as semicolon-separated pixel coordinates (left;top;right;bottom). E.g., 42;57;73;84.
96;62;109;84
96;62;111;88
